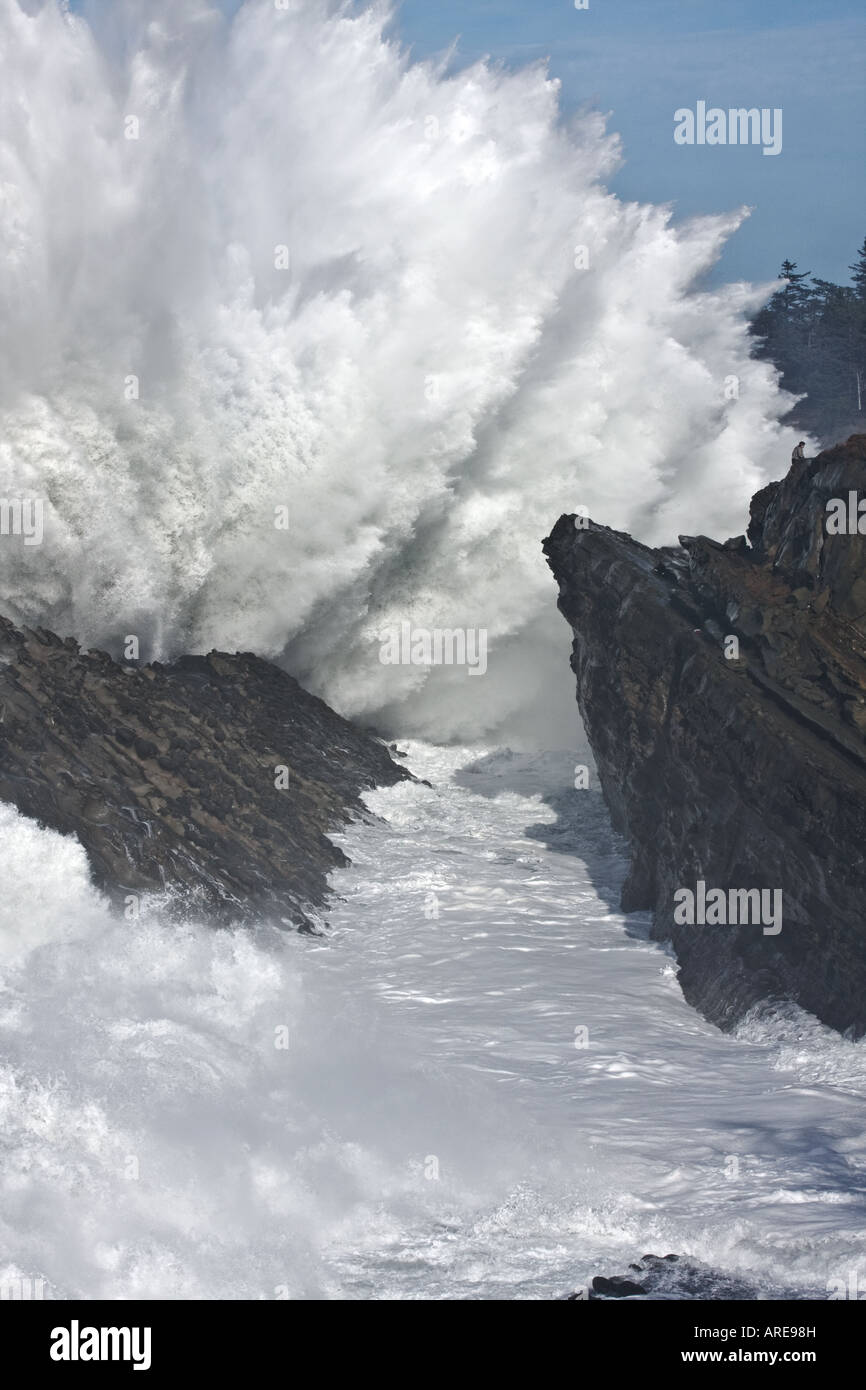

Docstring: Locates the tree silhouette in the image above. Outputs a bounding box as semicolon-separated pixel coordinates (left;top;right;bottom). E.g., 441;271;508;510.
848;236;866;301
750;240;865;442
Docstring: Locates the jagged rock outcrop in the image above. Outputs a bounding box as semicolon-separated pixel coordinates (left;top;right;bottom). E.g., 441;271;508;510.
0;619;409;926
544;435;866;1035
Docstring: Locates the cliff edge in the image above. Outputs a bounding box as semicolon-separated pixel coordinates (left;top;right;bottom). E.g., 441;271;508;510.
543;435;866;1034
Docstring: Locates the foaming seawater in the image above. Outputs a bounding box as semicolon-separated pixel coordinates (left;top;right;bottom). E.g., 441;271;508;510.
0;801;105;960
736;1006;866;1099
0;0;802;740
1;742;864;1300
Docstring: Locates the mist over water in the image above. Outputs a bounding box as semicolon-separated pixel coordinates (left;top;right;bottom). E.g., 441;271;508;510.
1;0;801;738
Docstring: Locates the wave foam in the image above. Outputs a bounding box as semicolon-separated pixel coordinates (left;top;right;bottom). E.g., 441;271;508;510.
0;0;801;737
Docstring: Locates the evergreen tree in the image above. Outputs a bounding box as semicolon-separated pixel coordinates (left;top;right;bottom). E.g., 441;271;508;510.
776;259;813;317
849;235;866;301
749;239;866;443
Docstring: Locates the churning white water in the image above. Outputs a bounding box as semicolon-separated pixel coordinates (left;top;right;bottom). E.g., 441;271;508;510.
1;0;858;1302
1;743;864;1301
0;0;804;741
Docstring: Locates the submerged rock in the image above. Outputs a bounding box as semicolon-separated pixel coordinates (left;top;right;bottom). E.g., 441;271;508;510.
567;1254;801;1300
0;621;409;927
544;435;866;1035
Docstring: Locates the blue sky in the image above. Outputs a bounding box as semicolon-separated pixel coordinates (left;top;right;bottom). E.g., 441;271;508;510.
393;0;866;287
69;0;865;289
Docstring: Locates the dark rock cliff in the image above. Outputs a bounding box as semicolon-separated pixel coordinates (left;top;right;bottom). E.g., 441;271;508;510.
0;619;409;927
543;435;866;1035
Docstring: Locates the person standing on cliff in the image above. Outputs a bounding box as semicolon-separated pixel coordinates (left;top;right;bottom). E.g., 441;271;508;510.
792;441;806;464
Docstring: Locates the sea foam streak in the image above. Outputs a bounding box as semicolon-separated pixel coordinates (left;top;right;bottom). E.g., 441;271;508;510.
0;0;800;738
1;745;864;1300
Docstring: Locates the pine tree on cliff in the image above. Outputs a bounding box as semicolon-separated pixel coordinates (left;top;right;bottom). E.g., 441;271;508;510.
776;259;813;317
750;247;866;440
849;235;866;302
751;260;815;400
751;259;813;342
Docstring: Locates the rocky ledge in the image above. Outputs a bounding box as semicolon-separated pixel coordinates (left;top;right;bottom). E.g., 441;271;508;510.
0;620;409;927
543;435;866;1036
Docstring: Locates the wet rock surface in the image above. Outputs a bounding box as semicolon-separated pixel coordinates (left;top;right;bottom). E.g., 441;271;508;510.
544;435;866;1035
566;1254;811;1300
0;620;409;926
